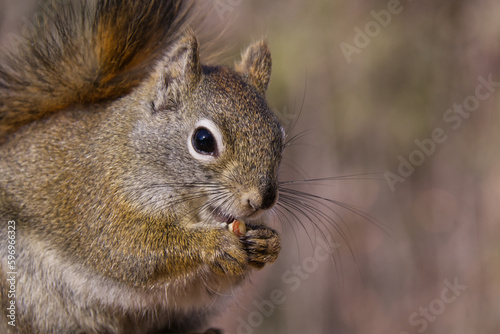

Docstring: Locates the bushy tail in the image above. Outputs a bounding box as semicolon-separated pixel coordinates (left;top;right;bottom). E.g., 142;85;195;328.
0;0;192;141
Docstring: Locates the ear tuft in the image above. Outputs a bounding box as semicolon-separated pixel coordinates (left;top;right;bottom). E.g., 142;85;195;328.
235;40;272;95
151;30;202;111
165;30;202;91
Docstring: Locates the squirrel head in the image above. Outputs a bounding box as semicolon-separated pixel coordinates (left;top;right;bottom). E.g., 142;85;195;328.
122;31;284;227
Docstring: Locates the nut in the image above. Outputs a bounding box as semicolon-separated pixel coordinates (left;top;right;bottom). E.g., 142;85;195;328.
228;219;246;237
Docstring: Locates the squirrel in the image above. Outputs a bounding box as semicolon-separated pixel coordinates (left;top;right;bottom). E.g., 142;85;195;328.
0;0;284;333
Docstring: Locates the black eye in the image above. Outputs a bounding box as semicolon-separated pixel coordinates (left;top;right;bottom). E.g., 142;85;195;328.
192;127;217;155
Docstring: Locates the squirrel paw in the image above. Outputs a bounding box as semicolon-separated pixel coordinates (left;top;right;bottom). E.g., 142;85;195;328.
207;229;248;277
241;226;281;269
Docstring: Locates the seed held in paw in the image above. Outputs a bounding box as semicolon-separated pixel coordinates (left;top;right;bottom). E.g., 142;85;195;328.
228;219;246;237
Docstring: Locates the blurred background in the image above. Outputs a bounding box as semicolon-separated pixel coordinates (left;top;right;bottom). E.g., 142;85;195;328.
2;0;500;333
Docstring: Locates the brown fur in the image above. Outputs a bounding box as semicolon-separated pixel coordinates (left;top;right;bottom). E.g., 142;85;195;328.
0;1;283;333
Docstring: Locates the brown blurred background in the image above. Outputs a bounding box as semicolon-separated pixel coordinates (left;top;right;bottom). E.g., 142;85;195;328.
2;0;500;333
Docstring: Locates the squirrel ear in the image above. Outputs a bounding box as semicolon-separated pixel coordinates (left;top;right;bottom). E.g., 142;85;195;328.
151;30;202;110
235;40;272;95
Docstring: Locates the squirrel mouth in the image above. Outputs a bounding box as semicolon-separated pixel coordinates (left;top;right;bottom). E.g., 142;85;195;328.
209;207;236;225
208;206;247;237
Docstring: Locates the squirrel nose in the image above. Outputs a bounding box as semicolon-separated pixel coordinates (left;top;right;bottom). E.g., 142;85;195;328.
242;185;278;212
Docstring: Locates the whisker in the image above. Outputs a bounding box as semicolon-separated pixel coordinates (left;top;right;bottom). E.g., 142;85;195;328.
276;197;345;284
283;70;307;135
275;197;321;255
183;190;231;226
279;187;394;239
270;205;302;259
278;192;348;269
279;173;385;186
279;188;353;241
283;129;314;148
278;193;350;246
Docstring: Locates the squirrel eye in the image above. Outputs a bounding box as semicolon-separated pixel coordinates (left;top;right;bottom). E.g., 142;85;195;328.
192;127;217;156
